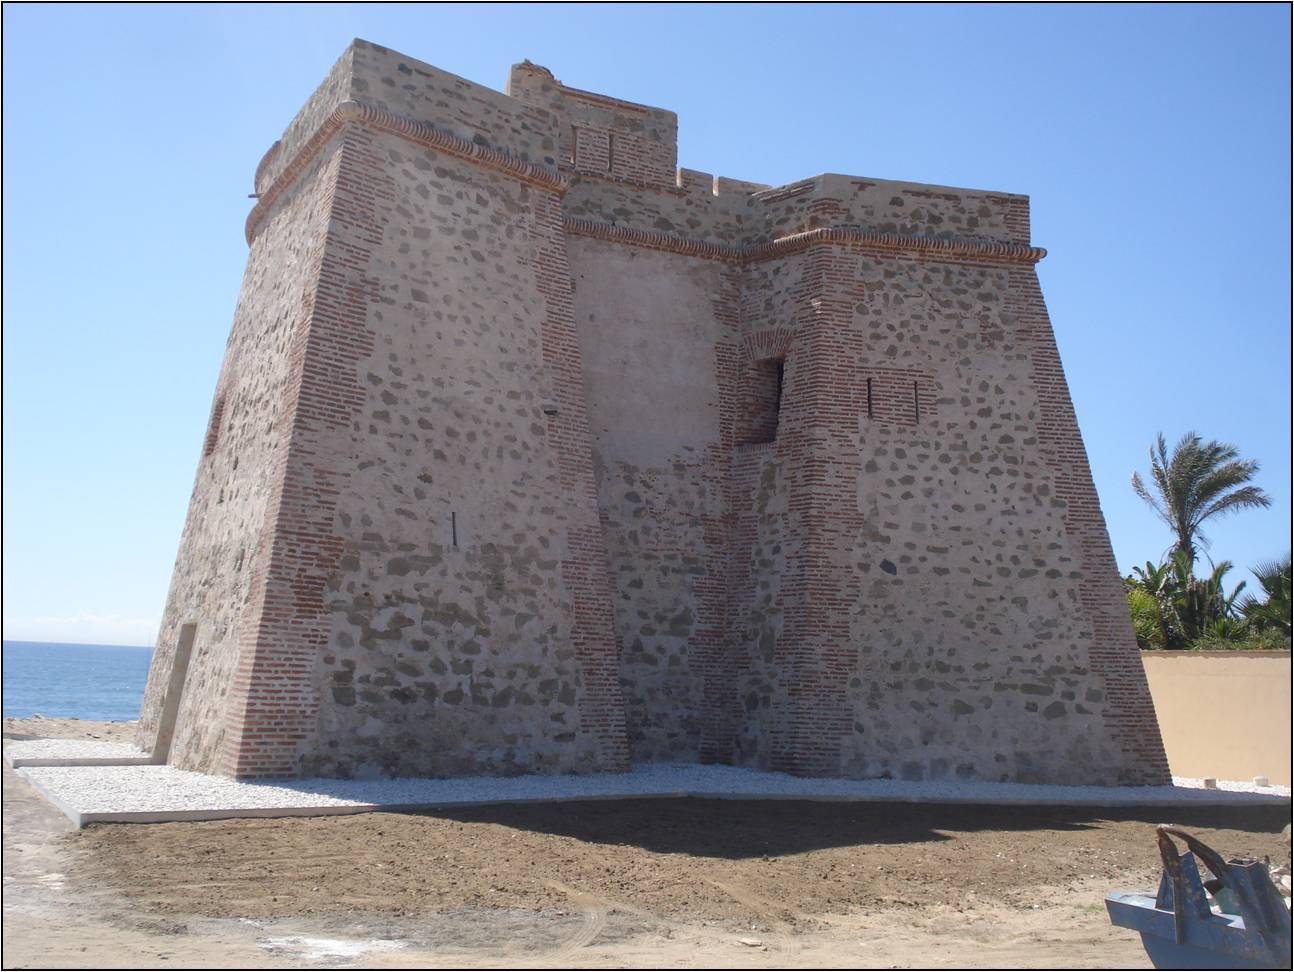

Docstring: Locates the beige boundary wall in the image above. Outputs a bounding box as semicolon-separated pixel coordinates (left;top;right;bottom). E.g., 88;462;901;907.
1141;650;1292;787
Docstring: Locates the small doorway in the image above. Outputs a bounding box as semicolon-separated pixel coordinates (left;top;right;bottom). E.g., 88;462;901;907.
151;623;196;764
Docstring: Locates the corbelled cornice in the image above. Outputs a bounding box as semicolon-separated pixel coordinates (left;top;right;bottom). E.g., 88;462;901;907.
246;101;1047;266
246;100;568;244
561;218;740;261
563;219;1047;265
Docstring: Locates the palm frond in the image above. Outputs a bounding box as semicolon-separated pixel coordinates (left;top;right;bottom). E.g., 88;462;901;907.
1195;485;1273;525
1131;431;1271;568
1131;471;1169;523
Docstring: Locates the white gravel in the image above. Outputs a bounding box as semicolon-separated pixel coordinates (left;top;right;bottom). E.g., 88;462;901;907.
14;759;1290;828
259;936;408;962
1169;776;1293;796
3;738;150;767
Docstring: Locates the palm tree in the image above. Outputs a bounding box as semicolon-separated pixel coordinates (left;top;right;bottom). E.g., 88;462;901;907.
1239;555;1292;637
1131;432;1271;567
1166;552;1245;643
1129;560;1178;647
1129;551;1246;648
1126;586;1164;649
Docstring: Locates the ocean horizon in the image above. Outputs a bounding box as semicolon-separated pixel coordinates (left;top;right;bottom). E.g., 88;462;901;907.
2;640;153;722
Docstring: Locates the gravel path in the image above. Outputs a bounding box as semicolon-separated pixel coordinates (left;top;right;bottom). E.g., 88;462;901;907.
14;752;1290;828
4;738;150;766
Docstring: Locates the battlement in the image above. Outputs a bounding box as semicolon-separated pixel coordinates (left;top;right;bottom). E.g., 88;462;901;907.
507;60;678;189
251;40;1033;250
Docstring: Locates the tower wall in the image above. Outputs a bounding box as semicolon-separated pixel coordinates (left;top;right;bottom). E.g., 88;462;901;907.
567;239;736;762
737;241;1146;783
137;140;344;771
140;39;1167;785
140;42;629;777
292;129;627;778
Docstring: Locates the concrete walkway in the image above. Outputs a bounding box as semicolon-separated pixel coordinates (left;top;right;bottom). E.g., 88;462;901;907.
6;739;1288;829
4;738;152;768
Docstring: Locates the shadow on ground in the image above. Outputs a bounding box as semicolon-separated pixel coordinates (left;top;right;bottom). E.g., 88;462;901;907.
399;797;1291;858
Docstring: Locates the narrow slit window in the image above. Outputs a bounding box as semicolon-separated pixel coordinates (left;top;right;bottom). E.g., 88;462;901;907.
913;381;920;424
866;377;874;419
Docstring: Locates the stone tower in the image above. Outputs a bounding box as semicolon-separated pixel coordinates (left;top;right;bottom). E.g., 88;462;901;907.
137;40;1169;785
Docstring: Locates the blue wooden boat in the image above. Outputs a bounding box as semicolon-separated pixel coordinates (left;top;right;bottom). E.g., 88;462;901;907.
1106;826;1291;970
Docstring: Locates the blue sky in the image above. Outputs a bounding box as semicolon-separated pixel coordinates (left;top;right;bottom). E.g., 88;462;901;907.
3;3;1290;645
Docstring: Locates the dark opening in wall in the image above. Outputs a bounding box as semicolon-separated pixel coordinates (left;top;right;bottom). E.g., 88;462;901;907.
151;622;196;764
741;357;785;445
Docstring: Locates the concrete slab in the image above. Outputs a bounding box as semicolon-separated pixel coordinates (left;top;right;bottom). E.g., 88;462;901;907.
4;738;152;768
14;761;1290;829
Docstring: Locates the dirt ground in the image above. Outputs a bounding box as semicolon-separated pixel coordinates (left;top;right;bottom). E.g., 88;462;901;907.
3;718;1290;969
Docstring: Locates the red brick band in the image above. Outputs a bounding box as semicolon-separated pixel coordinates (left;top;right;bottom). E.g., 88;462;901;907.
247;101;568;244
530;189;632;771
231;119;628;777
246;102;1047;268
562;218;1047;266
1009;266;1170;784
696;267;744;764
222;127;386;777
253;140;282;194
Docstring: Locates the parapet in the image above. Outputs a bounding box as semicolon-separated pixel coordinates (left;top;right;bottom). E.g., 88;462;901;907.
507;60;678;190
741;173;1034;248
254;40;569;198
249;40;1035;251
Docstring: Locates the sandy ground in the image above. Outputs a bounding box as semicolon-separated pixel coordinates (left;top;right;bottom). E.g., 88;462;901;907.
3;718;1290;969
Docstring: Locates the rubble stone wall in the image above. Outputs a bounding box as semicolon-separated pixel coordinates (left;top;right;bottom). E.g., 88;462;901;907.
298;132;626;778
137;142;345;772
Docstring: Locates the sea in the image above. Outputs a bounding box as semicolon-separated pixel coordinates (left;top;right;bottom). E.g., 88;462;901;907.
2;641;154;722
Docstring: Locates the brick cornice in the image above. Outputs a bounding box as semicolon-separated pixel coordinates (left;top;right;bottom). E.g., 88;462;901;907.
246;100;568;244
246;102;1047;267
562;218;738;260
749;225;1047;264
563;218;1048;265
